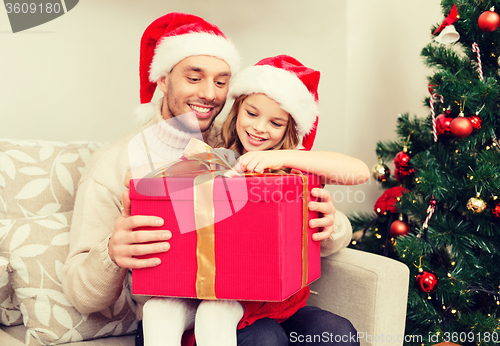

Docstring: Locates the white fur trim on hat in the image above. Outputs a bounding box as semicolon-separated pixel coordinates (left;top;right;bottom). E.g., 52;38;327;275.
149;32;240;82
134;101;156;125
228;65;318;139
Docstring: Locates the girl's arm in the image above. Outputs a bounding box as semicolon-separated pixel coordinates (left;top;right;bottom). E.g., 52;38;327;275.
237;150;370;185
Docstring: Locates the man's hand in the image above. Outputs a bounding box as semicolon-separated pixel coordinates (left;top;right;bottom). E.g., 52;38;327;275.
108;190;171;269
308;188;336;241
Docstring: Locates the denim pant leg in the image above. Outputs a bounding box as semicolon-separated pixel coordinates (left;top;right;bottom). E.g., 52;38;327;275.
280;306;360;346
135;320;143;346
237;317;289;346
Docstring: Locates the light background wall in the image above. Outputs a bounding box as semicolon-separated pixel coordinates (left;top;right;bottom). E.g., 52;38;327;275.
0;0;443;215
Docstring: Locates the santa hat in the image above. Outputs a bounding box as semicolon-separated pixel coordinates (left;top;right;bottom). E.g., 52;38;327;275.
137;12;240;123
228;55;320;151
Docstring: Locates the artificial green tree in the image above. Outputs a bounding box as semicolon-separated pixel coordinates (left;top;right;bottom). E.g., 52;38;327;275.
349;1;500;344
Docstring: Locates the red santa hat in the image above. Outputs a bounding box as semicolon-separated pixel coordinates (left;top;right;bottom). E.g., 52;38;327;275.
137;12;240;123
228;55;320;151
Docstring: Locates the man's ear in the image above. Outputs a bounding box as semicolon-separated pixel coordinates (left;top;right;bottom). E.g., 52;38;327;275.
157;75;168;93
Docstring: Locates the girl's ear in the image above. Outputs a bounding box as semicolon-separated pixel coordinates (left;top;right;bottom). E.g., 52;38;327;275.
157;76;168;93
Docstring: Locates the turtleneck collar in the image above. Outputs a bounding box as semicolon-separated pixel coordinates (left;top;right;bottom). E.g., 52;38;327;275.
144;98;203;161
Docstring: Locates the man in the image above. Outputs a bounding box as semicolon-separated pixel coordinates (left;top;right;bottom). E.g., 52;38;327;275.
62;12;358;346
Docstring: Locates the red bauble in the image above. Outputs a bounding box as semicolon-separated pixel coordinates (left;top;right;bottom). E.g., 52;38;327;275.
428;84;438;94
390;220;410;237
374;186;408;215
394;151;411;167
478;9;500;32
468;114;482;132
491;200;500;220
416;271;439;293
436;113;453;137
450;117;473;138
395;166;415;182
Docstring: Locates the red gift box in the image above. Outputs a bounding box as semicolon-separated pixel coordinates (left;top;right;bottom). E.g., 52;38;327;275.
130;173;321;302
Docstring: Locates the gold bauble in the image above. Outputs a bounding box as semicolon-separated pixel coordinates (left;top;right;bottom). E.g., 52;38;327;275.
466;197;487;213
370;163;390;182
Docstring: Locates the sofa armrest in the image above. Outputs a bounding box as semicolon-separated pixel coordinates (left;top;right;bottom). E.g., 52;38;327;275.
307;248;409;346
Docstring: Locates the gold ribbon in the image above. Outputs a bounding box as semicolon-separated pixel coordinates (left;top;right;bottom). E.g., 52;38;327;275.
299;174;309;288
194;170;217;299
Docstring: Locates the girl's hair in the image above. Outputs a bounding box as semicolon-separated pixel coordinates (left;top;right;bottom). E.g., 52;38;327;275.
218;94;300;155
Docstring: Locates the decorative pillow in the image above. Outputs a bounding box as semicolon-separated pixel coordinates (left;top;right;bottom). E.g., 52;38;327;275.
0;139;105;327
2;212;137;345
0;139;106;220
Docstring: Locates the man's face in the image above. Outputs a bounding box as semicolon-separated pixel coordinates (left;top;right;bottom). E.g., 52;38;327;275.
158;55;231;133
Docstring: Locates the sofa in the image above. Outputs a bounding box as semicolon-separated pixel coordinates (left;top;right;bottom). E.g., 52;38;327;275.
0;138;410;346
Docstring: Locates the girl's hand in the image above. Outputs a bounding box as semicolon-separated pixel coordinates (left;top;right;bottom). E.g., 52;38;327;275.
309;188;336;241
236;150;290;173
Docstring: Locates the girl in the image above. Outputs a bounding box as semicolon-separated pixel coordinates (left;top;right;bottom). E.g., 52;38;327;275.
142;55;368;346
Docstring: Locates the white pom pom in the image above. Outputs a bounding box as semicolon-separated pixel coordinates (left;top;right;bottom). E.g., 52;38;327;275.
134;102;156;125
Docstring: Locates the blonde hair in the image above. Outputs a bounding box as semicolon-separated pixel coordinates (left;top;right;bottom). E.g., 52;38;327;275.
218;94;300;155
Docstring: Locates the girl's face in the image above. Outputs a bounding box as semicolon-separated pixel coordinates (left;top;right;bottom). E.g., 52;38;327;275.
236;94;290;154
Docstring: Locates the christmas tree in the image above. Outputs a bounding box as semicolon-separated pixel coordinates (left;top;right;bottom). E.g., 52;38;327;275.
349;1;500;344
